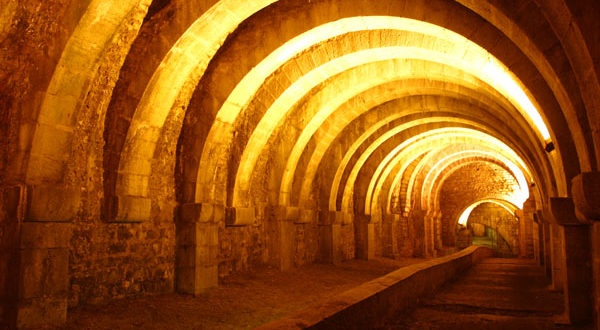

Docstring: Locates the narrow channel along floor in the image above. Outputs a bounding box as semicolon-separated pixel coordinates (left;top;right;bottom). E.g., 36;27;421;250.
383;258;592;329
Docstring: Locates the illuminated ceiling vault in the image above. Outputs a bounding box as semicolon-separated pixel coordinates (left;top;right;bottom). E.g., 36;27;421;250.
27;0;598;218
4;0;600;325
15;0;599;227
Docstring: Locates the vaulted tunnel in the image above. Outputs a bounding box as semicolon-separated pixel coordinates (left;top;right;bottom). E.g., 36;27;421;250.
1;0;600;328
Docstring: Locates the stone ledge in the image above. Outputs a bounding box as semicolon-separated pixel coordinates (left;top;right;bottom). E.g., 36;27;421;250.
318;211;353;225
571;172;600;222
225;207;255;226
548;197;585;226
179;203;224;223
257;246;492;329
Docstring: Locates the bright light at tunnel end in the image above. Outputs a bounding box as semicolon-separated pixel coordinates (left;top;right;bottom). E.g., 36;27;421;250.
458;200;519;226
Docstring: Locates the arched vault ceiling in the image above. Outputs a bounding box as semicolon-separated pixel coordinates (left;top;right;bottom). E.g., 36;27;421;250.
192;56;557;208
377;146;528;220
335;126;532;213
278;85;548;210
379;153;521;221
106;0;591;213
24;0;600;224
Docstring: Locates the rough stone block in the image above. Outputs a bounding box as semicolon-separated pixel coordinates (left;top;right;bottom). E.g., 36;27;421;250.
196;223;218;247
279;220;295;270
296;208;314;224
179;203;214;223
177;265;218;296
113;195;151;222
225;207;255;226
26;185;80;222
176;267;196;295
175;246;196;268
272;206;300;222
571;172;600;222
194;265;218;295
560;226;593;324
341;212;353;225
20;222;72;249
548;198;581;226
355;215;375;260
19;248;69;299
318;223;342;264
318;211;338;225
318;210;352;225
176;221;197;246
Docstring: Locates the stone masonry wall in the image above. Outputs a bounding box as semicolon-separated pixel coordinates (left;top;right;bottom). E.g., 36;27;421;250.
439;162;519;246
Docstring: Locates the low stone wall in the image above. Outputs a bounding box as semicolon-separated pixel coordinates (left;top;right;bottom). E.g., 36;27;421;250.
257;246;492;330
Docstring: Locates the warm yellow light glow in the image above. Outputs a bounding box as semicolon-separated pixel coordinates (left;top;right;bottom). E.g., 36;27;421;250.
234;43;547;205
29;0;140;182
362;128;531;215
385;153;428;214
421;150;529;207
482;58;550;140
235;46;481;206
458;200;518;226
331;119;478;212
288;80;506;208
221;17;550;207
419;150;529;210
383;146;530;216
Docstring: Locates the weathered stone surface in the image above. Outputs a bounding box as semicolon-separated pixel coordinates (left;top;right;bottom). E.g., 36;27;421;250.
26;185;80;222
571;172;600;222
439;163;520;247
225;207;255;226
548;197;581;225
179;202;224;223
176;221;218;295
2;0;599;328
113;195;152;222
318;223;343;264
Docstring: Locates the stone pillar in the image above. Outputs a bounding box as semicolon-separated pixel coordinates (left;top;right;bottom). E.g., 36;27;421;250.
411;210;427;257
516;209;527;258
12;186;78;328
268;206;303;270
355;213;375;260
382;213;400;259
541;215;553;278
549;197;593;325
571;172;600;328
318;211;347;264
398;213;414;257
433;211;443;251
1;185;21;327
550;224;565;291
522;198;536;257
423;211;436;257
534;213;544;266
177;203;222;295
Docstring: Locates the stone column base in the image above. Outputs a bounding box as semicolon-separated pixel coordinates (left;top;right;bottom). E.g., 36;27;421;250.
16;222;72;328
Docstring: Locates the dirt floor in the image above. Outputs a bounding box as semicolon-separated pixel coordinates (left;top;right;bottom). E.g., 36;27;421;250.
48;257;425;330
